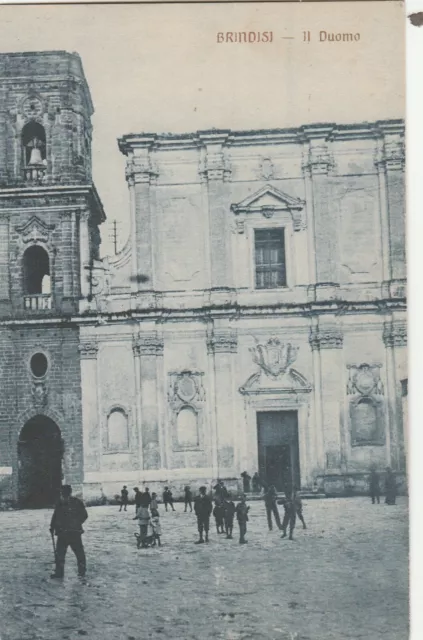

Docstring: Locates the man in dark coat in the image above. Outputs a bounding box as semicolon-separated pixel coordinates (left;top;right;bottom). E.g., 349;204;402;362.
194;486;213;543
369;469;381;504
252;472;262;493
50;485;88;578
235;494;250;544
264;485;282;531
133;487;142;512
184;485;193;512
119;485;129;512
241;471;251;493
163;486;175;511
385;468;397;505
140;487;152;509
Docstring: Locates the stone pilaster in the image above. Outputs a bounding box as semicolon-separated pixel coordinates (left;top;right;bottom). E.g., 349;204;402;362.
377;124;406;283
199;132;234;304
309;322;344;472
133;331;163;470
383;319;407;470
79;209;90;298
78;339;100;473
125;137;158;294
0;215;10;307
302;127;338;295
207;329;237;475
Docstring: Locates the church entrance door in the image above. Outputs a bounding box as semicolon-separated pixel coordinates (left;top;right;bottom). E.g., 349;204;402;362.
18;416;62;508
257;411;300;493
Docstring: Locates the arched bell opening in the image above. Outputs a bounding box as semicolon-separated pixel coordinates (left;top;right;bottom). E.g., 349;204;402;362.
22;120;46;166
18;415;63;508
23;245;50;295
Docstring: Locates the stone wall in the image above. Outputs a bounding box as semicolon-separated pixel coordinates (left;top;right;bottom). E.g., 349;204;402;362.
0;325;83;503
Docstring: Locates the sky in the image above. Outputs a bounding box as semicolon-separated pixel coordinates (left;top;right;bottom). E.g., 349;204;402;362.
0;2;404;255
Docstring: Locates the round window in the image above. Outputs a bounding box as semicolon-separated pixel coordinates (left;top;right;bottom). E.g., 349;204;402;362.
30;352;48;378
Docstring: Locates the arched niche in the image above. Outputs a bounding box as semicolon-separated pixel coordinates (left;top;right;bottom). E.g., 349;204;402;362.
106;406;129;451
350;396;385;446
176;405;199;449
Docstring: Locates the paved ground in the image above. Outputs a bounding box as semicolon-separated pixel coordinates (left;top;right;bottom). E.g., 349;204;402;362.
0;498;408;640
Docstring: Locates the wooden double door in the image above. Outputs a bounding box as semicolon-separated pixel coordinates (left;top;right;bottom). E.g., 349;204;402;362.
257;411;300;492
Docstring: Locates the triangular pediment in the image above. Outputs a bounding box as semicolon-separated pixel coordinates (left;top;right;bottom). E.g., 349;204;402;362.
239;368;312;396
231;184;304;215
16;216;55;244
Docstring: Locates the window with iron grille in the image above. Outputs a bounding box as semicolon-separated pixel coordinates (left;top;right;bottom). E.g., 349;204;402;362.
254;228;286;289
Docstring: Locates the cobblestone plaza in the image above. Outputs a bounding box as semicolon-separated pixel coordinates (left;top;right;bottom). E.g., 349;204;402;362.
0;498;408;640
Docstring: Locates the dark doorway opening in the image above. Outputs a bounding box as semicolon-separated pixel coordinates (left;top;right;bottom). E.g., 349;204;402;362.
257;411;300;493
18;416;62;508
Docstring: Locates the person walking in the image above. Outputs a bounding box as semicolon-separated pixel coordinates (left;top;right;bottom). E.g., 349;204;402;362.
184;485;193;512
369;469;381;504
119;485;129;512
241;471;251;494
194;486;213;543
281;492;297;541
163;487;175;511
264;485;282;531
235;494;250;544
385;468;397;505
49;485;88;579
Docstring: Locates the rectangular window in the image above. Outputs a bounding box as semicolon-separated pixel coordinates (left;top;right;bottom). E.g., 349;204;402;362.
254;228;286;289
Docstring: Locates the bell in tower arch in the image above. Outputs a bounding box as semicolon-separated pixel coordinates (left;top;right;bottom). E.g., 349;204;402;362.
27;137;44;165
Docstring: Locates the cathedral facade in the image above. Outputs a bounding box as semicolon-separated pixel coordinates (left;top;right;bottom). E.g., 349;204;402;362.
0;51;407;506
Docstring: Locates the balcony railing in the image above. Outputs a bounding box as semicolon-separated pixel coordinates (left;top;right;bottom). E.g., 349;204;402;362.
24;164;46;183
24;295;52;311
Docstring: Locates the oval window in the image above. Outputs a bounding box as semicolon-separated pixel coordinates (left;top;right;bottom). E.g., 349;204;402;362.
30;352;48;378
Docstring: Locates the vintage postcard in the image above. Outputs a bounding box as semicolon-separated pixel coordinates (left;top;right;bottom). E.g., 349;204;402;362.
0;2;407;640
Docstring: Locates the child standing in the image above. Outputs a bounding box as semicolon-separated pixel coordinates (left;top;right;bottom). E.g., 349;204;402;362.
223;494;236;539
281;492;297;541
119;485;128;512
163;486;175;512
150;508;162;546
134;505;151;548
235;494;250;544
150;492;159;511
293;490;306;529
213;499;225;534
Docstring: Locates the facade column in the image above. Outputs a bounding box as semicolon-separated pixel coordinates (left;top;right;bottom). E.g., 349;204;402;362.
207;328;238;479
378;124;406;288
78;339;100;477
302;127;338;300
383;319;407;471
124;137;157;299
79;209;90;298
134;331;164;470
132;336;143;472
309;320;344;473
0;215;10;310
199;132;235;306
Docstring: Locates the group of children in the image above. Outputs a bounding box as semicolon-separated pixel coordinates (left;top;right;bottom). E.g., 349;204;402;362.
212;493;250;543
127;480;306;549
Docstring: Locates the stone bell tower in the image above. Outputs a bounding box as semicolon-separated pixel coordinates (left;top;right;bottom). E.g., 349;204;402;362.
0;51;105;506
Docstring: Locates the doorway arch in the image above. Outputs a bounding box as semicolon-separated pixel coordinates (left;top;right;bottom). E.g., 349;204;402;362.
18;415;63;508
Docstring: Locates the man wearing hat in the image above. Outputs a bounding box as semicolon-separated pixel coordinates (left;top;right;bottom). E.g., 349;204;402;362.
49;485;88;579
194;486;213;543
